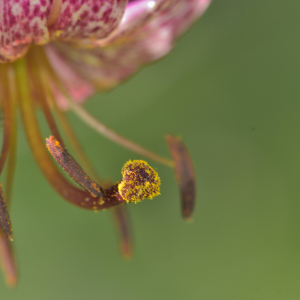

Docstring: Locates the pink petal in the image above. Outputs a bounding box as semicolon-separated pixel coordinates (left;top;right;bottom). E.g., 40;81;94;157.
93;0;176;47
46;0;211;104
45;45;95;110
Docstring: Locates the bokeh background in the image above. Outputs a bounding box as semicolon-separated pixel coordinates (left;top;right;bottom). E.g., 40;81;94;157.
2;0;300;299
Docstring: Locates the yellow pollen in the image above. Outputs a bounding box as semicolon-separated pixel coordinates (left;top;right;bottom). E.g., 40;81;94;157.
118;160;161;203
55;30;63;37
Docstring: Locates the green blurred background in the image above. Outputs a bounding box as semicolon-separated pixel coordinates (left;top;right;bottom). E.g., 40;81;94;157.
2;0;300;299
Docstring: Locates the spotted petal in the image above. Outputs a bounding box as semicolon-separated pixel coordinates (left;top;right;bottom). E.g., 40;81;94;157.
0;0;51;62
49;0;128;44
0;0;128;63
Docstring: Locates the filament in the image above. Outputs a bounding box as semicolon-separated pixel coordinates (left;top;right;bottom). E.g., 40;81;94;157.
5;66;17;204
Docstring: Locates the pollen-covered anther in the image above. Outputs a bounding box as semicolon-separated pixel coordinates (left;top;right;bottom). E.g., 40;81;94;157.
118;160;161;203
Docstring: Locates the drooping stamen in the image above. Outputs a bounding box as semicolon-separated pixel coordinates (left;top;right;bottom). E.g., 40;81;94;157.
165;135;196;221
58;119;135;261
15;57;124;210
0;231;17;288
57;119;135;260
0;185;12;241
113;206;132;260
46;136;104;198
37;49;174;167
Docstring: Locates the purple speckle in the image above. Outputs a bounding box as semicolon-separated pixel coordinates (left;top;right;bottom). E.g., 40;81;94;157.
33;5;41;16
22;0;30;16
92;5;100;14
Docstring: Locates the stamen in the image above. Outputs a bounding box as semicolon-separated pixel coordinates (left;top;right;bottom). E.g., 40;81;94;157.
30;56;134;258
165;135;196;221
56;116;135;259
52;109;134;260
15;57;125;210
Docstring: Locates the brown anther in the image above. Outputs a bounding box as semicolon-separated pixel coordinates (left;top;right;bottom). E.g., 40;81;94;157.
46;136;104;198
165;135;196;221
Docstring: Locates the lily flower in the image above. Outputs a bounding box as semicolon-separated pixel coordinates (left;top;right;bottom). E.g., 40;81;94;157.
0;0;211;287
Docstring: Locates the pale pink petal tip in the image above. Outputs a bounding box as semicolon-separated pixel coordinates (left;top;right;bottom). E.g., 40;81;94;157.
46;0;211;105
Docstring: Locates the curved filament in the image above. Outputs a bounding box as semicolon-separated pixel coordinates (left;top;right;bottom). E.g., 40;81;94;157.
27;48;65;147
5;66;18;204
